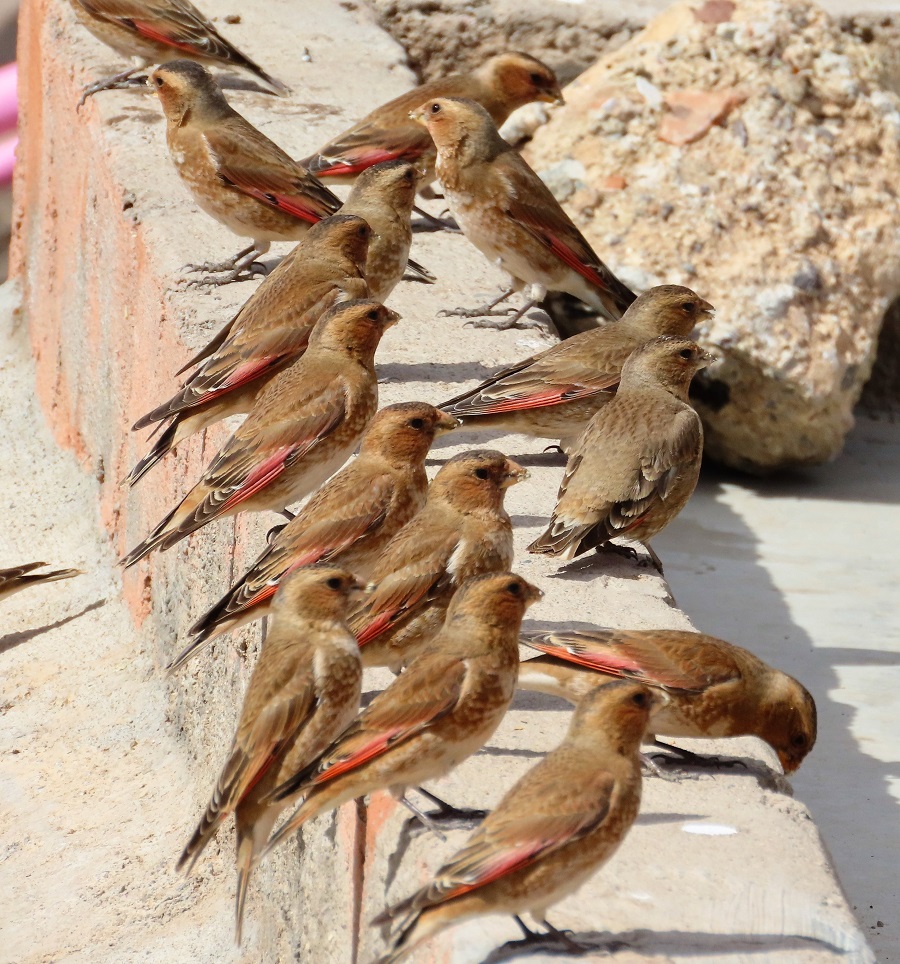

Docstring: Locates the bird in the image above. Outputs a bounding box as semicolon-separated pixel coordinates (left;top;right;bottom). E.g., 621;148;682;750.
371;680;658;963
148;60;341;285
0;563;82;603
121;300;397;568
175;566;365;943
261;571;543;858
339;161;435;299
68;0;288;104
170;403;460;670
518;628;818;775
528;336;713;568
410;97;636;329
125;214;371;486
350;449;526;671
441;286;713;449
300;53;563;188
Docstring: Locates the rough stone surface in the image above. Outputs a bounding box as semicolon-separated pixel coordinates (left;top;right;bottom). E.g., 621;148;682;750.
7;0;875;961
523;0;900;473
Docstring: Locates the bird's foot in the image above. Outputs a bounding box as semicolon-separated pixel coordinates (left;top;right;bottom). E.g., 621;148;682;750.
266;523;287;544
412;205;460;232
649;740;749;772
181;262;267;288
594;543;641;564
413;787;488;828
77;68;147;108
438;305;517;320
542;444;566;455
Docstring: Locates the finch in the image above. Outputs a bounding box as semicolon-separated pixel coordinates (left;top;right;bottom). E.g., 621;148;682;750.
261;572;543;858
121;300;396;568
340;161;435;300
301;53;563;187
519;628;817;775
0;563;82;603
149;60;341;284
350;449;526;672
410;97;636;329
171;403;459;670
68;0;287;102
372;680;658;963
175;566;365;942
126;215;371;486
441;286;713;449
528;336;712;566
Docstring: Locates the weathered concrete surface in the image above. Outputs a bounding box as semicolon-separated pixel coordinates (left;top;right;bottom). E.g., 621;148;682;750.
7;0;874;961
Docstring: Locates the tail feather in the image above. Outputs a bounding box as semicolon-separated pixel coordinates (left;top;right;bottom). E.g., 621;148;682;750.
177;806;227;876
404;258;436;285
234;835;255;945
527;518;589;559
120;507;179;569
124;420;180;487
166;626;216;674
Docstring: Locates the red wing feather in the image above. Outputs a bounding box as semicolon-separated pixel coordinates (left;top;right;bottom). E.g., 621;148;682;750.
219;445;294;514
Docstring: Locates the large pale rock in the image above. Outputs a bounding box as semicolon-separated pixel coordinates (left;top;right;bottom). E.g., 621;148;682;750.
524;0;900;473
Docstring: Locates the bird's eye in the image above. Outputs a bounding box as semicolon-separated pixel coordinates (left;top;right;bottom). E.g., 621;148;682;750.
529;72;545;86
326;577;343;590
474;467;490;480
430;103;442;114
791;733;807;747
631;692;649;707
357;226;369;237
506;582;521;595
409;417;425;429
367;309;380;321
680;301;696;312
679;348;694;359
154;76;165;87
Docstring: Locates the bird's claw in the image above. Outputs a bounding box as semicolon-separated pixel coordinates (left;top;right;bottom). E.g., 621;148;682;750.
77;73;148;108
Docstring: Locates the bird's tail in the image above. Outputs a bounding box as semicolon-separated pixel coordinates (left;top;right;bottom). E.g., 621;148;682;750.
124;420;180;487
527;519;585;559
405;258;436;285
234;834;255;945
177;804;227;877
9;565;83;588
119;506;179;569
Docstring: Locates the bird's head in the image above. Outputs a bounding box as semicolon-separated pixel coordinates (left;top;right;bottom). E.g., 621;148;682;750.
309;214;372;272
626;285;715;338
360;402;459;466
431;449;527;512
758;673;818;774
311;299;399;359
351;160;420;212
148;59;226;124
479;51;565;109
271;566;367;624
620;335;715;396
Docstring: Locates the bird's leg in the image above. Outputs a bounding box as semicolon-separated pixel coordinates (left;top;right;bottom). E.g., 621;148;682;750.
266;523;287;545
641;542;664;574
513;915;542;940
184;242;271;287
594;542;641;564
465;299;547;331
413;787;488;826
397;794;447;841
438;287;518;320
540;918;590;953
412;205;460;233
279;508;297;523
78;66;148;107
650;739;749;772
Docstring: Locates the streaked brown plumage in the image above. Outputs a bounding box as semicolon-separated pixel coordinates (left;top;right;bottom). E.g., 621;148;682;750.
0;563;82;603
171;403;459;670
441;286;713;448
69;0;287;101
301;53;563;186
412;97;635;328
351;449;526;671
529;336;712;563
121;300;397;568
340;161;435;300
149;60;341;283
175;567;364;942
519;628;817;774
372;680;657;964
262;572;543;859
126;215;371;486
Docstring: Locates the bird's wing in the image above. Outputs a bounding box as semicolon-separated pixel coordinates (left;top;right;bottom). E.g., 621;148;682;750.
497;152;635;314
273;653;468;800
521;629;741;692
351;519;460;646
203;125;341;222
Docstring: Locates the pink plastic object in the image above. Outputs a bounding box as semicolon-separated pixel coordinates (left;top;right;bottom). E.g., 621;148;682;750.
0;63;16;133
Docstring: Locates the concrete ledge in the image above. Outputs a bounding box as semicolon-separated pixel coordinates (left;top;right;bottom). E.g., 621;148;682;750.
12;0;873;961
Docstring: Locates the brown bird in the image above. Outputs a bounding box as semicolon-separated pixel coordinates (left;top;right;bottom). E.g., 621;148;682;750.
262;572;543;858
0;563;82;603
121;300;396;568
175;566;365;942
519;628;817;775
411;97;635;329
528;336;712;567
301;53;563;187
69;0;287;103
442;286;713;449
372;680;658;963
171;403;459;670
149;60;341;284
351;449;526;671
340;161;435;298
126;215;371;486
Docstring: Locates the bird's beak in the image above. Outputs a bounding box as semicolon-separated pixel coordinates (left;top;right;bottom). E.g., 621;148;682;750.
383;307;401;328
697;347;716;368
777;750;801;775
435;411;461;435
648;690;670;712
409;106;426;126
523;580;545;605
542;87;566;107
502;458;528;487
